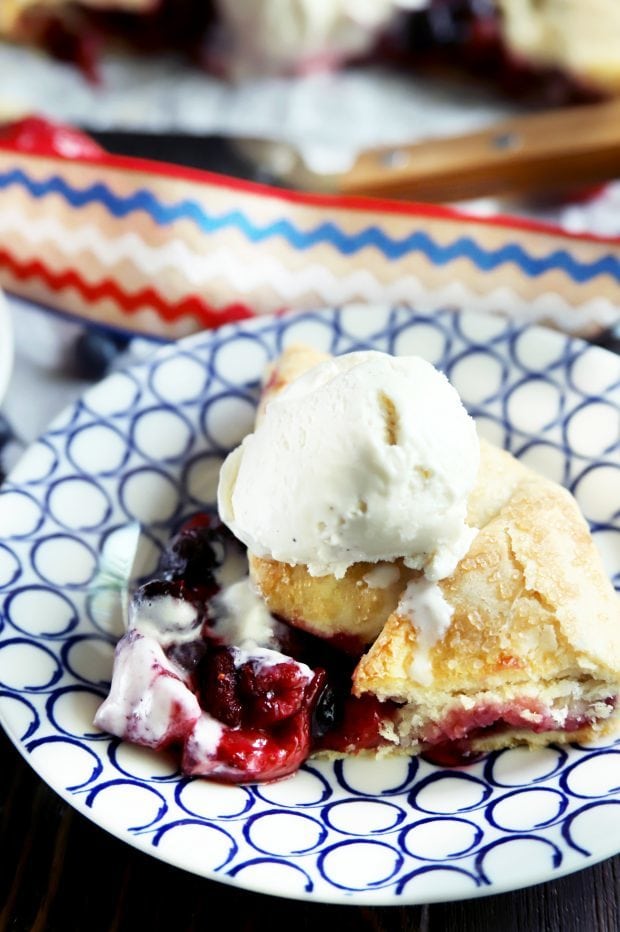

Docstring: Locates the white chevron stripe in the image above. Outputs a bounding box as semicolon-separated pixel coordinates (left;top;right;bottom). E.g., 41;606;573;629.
1;210;619;334
391;283;620;333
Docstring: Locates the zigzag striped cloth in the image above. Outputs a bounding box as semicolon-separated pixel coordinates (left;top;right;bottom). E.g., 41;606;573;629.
1;117;620;341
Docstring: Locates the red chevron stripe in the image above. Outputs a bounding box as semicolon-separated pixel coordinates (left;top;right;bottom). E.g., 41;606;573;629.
0;249;256;327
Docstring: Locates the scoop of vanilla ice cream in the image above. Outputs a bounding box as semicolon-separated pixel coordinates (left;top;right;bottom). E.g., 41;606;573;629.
218;351;479;581
214;0;396;75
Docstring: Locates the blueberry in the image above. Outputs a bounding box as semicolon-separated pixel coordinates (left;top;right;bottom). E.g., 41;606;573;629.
426;4;464;46
594;324;620;356
134;578;184;604
0;415;13;449
0;416;17;486
165;639;209;674
311;679;346;739
134;575;216;620
406;0;496;52
71;328;129;381
159;518;239;588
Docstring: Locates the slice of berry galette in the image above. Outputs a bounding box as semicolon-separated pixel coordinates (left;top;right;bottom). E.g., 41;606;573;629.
95;343;620;783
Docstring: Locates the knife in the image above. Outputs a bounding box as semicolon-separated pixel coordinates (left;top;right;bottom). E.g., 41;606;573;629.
87;98;620;203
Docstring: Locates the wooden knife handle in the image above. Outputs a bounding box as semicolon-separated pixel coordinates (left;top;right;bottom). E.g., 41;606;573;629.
339;100;620;202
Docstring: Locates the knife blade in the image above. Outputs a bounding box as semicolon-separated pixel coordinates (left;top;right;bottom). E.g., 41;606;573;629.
87;98;620;203
87;129;284;186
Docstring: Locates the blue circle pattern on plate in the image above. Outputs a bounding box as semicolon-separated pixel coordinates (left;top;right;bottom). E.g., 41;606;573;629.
0;306;619;905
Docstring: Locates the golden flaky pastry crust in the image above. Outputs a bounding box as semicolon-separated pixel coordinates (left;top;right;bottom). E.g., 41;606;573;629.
0;0;153;36
355;475;620;699
249;555;417;649
249;343;620;752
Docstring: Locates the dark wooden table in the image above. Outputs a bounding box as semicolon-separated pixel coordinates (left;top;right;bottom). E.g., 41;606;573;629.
2;727;618;932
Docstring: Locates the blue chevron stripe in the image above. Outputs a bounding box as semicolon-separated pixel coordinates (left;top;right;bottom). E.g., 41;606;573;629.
2;167;619;282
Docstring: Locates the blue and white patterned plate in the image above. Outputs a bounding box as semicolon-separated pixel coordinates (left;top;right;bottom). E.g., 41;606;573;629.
0;305;619;905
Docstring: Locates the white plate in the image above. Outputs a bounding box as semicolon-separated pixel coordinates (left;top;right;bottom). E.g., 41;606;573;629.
0;305;619;906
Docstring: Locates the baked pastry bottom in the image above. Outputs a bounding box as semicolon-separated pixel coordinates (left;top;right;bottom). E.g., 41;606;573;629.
308;672;618;760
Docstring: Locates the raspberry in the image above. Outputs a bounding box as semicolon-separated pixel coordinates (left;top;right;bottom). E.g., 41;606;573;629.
238;659;310;727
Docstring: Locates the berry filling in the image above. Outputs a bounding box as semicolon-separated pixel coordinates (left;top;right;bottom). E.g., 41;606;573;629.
421;695;619;746
316;693;395;754
16;1;217;82
184;663;326;783
95;513;333;782
396;0;604;105
95;511;617;784
421;695;618;765
13;0;605;106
